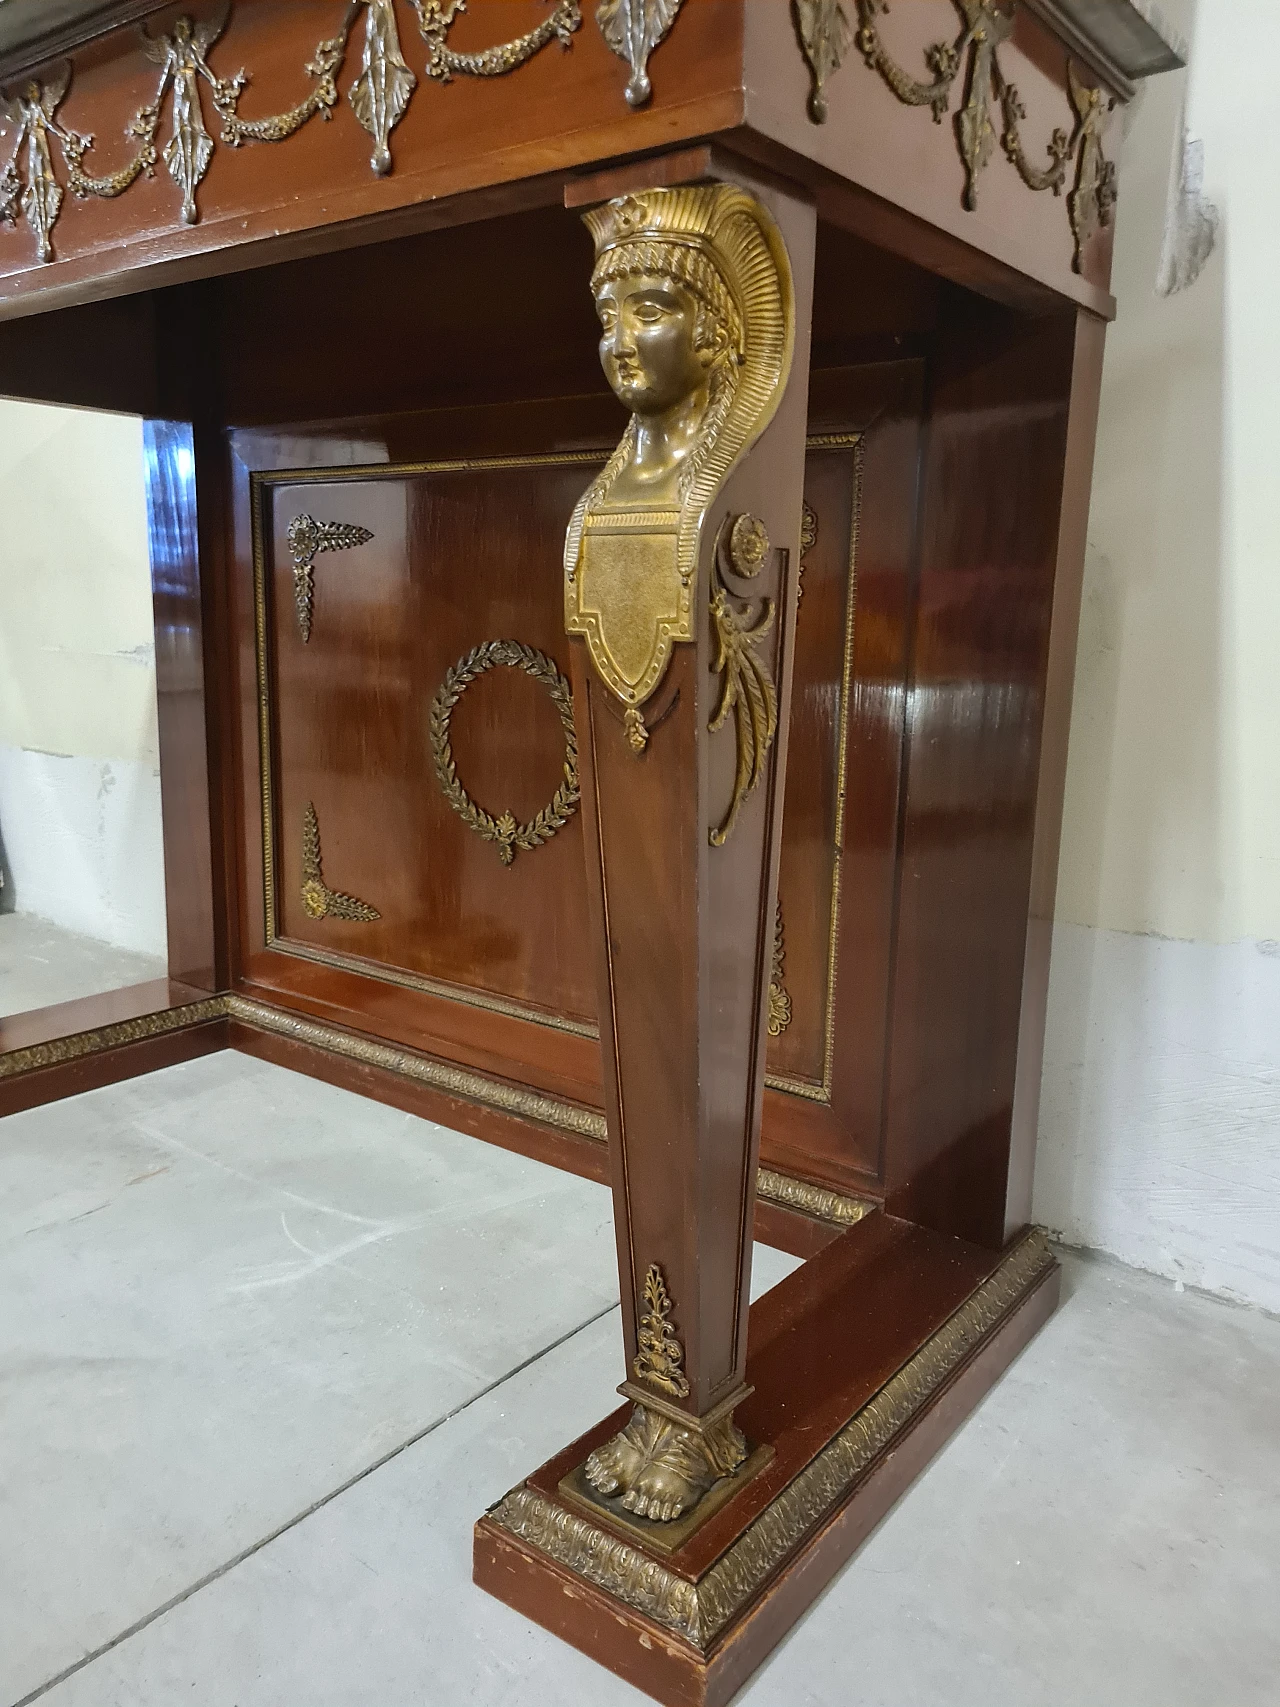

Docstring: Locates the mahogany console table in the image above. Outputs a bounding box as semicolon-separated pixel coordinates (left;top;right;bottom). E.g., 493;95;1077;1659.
0;3;1181;1700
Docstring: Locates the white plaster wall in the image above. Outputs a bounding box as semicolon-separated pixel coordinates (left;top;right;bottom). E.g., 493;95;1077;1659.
1035;0;1280;1311
1038;926;1280;1314
0;398;167;955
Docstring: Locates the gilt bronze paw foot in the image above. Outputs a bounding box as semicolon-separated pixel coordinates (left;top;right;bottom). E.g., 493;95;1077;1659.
583;1402;749;1524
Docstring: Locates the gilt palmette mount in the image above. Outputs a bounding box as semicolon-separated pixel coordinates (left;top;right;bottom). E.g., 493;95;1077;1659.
632;1263;689;1398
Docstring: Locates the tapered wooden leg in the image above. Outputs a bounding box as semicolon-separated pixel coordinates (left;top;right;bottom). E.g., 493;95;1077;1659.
560;169;817;1524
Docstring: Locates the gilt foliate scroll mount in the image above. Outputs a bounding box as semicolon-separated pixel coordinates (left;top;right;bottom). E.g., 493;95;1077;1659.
768;899;793;1035
710;514;780;848
563;182;794;766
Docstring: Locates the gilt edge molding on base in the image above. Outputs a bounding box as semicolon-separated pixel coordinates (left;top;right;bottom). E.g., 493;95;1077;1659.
0;991;876;1231
481;1229;1055;1653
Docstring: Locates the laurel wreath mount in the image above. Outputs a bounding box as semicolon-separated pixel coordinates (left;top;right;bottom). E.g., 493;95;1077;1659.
430;639;580;866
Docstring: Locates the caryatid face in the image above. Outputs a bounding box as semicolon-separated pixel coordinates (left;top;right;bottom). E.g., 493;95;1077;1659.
594;274;713;418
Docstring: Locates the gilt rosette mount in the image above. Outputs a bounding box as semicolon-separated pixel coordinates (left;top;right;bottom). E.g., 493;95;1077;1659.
563;182;794;780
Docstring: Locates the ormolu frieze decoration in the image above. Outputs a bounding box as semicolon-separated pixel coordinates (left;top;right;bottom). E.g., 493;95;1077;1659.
596;0;685;107
140;8;245;226
768;899;792;1036
631;1263;689;1398
286;513;374;643
301;803;381;923
790;0;1113;270
218;27;345;150
755;1167;872;1226
430;640;580;867
709;534;779;849
0;70;69;263
491;1231;1055;1641
1067;58;1118;267
792;0;852;123
0;0;588;264
564;184;795;749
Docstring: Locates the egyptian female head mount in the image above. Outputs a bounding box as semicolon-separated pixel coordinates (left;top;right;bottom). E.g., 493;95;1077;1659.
564;183;795;714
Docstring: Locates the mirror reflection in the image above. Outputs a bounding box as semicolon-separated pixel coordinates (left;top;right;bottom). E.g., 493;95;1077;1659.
0;398;167;1020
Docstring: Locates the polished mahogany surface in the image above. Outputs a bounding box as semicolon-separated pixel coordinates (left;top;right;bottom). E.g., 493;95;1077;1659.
525;1213;1007;1572
265;455;602;1028
146;418;219;991
1;188;1096;1245
883;289;1079;1248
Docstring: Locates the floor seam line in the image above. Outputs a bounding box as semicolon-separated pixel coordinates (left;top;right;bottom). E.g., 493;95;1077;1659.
9;1299;621;1707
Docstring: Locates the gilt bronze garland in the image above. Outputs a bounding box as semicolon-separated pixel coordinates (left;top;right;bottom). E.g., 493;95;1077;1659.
792;0;1118;270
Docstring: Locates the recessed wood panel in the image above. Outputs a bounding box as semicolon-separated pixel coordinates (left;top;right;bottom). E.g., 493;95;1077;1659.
258;454;605;1032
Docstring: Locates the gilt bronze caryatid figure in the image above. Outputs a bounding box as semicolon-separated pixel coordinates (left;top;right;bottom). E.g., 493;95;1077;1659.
562;181;797;1524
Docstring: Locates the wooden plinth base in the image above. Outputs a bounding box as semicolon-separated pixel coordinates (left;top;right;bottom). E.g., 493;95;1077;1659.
475;1219;1059;1707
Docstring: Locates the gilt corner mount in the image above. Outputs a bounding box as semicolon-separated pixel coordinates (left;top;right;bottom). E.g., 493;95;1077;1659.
0;0;704;268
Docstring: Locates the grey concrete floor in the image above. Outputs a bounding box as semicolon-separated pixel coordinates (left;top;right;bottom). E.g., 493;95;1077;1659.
0;913;167;1018
2;1054;1277;1707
